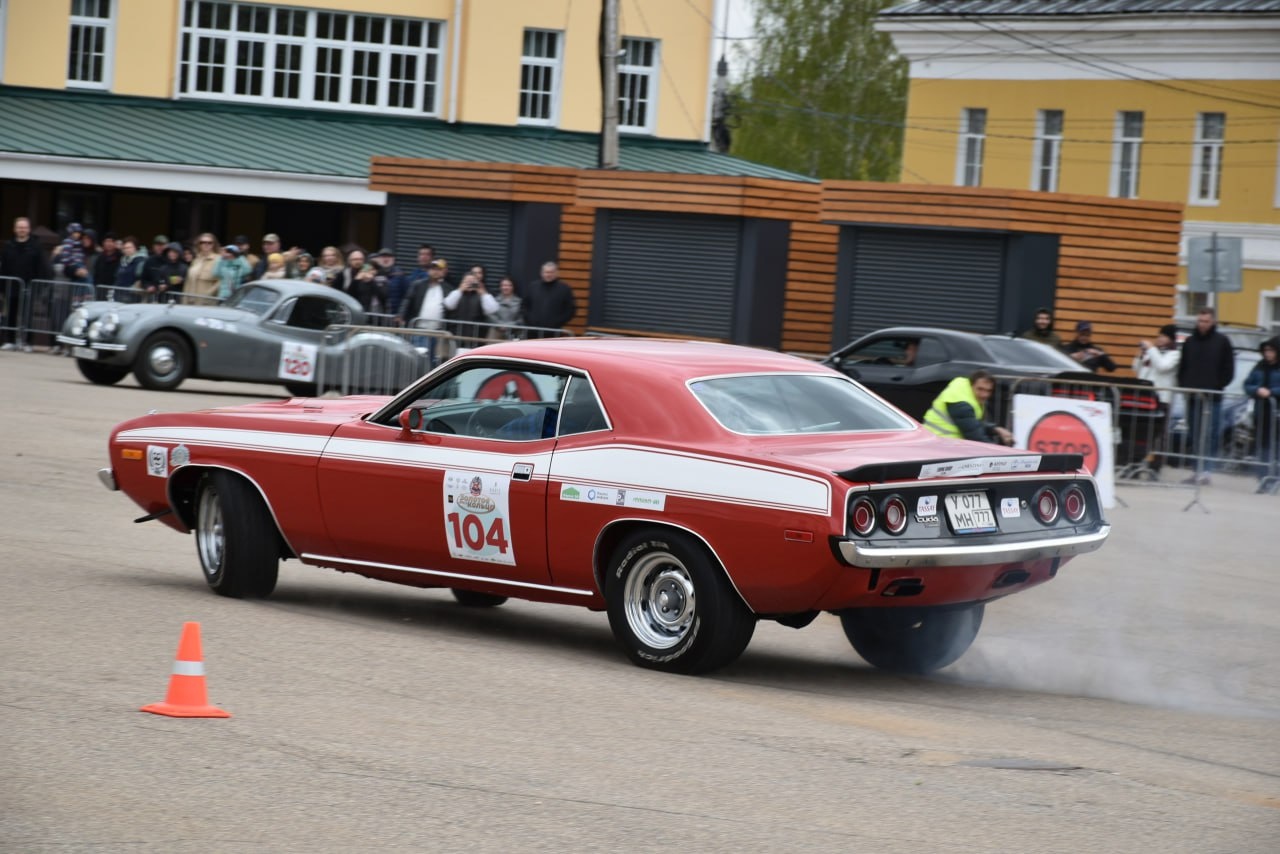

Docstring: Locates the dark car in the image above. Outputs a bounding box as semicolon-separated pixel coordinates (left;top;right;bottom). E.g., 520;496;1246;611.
821;327;1164;463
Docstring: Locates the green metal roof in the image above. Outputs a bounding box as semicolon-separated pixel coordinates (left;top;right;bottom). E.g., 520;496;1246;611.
0;87;814;183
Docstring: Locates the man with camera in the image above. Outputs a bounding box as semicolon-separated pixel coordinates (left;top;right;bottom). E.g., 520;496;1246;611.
443;265;499;345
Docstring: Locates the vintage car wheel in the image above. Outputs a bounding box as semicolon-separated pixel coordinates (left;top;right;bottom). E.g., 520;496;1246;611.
839;604;984;674
195;471;279;599
134;331;192;391
283;382;318;398
605;528;755;674
76;359;129;386
450;589;509;608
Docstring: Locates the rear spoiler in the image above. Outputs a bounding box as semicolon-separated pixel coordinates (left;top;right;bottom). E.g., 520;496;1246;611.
837;453;1085;484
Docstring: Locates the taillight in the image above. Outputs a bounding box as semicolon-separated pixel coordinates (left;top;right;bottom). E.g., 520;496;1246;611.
850;496;876;536
1032;487;1059;524
1061;485;1087;523
882;496;908;535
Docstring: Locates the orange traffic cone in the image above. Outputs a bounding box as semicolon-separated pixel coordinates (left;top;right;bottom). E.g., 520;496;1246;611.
140;622;231;718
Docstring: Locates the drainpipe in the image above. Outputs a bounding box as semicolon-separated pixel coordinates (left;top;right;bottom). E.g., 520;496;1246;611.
448;0;463;123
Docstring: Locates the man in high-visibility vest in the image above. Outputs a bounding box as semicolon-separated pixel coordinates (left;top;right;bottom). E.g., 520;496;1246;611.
923;369;1014;445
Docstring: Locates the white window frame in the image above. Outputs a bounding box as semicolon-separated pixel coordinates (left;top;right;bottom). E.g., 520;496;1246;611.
67;0;115;90
178;2;443;117
518;29;562;127
1031;109;1063;192
618;37;658;134
955;108;986;187
1259;286;1280;337
1189;112;1226;207
1111;111;1144;199
1175;283;1213;324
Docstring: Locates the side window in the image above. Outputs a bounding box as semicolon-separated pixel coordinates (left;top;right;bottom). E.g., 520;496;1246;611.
287;296;350;330
914;337;947;368
558;376;608;435
845;338;921;367
389;364;568;440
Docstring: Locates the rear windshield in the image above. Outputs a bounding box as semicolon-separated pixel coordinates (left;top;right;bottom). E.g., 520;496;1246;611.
982;336;1079;369
689;374;914;435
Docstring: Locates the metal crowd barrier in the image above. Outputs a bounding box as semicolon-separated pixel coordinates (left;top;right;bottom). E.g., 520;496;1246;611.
92;284;224;306
313;319;576;397
0;275;22;348
994;373;1278;497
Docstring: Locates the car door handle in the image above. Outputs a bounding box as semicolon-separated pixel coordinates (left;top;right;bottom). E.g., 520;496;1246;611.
511;463;534;482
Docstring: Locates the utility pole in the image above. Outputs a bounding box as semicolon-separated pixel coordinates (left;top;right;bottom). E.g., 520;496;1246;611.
599;0;620;169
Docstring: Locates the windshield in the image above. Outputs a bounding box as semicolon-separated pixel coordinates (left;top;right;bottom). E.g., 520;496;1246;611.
689;374;914;435
224;284;281;316
982;336;1080;370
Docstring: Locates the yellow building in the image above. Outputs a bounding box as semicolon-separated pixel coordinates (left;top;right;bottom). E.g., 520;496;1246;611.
0;0;731;248
879;0;1280;338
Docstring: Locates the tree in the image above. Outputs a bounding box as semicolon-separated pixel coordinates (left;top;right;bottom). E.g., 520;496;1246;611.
729;0;907;181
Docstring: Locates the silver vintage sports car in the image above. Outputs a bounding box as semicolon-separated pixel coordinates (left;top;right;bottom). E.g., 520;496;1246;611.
57;280;427;396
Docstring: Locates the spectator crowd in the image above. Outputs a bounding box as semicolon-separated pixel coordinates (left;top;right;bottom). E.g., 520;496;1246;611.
0;218;578;350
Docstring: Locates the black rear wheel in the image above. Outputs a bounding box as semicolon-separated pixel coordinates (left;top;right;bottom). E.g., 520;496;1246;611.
605;528;755;674
839;604;984;674
76;359;129;385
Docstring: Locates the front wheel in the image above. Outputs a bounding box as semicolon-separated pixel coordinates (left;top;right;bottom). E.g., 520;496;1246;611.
195;471;280;598
76;359;129;385
605;528;755;674
134;331;192;391
839;604;984;674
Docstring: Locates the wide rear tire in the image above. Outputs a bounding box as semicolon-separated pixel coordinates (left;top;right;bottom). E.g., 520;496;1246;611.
195;471;279;598
605;528;755;674
134;330;192;391
76;359;129;385
839;604;984;674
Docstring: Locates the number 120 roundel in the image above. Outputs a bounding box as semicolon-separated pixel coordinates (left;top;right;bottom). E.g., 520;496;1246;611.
100;338;1109;675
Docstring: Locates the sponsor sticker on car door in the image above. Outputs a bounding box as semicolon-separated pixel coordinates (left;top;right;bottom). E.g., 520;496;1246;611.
278;341;318;381
443;470;515;565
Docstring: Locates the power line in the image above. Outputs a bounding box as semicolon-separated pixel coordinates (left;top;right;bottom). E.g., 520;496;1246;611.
951;14;1280;113
734;96;1280;145
632;1;702;140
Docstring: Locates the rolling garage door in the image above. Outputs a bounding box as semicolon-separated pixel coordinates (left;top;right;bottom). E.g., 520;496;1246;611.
390;197;513;280
843;228;1005;342
599;211;740;339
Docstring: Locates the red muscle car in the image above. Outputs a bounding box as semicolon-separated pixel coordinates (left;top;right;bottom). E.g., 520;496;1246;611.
100;338;1110;675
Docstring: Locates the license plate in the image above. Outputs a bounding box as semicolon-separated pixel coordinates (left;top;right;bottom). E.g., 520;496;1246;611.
944;492;997;534
72;346;97;360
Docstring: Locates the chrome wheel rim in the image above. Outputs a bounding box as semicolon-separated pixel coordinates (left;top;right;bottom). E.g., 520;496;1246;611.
148;345;178;378
196;487;224;578
623;552;696;649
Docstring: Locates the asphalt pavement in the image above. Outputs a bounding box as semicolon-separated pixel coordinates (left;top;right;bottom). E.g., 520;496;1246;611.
1;352;1277;853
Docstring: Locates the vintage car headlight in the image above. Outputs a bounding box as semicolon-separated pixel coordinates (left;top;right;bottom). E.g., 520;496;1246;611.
89;312;121;342
68;308;89;337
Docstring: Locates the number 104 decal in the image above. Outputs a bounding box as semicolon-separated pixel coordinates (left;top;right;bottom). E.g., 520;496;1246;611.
443;470;515;565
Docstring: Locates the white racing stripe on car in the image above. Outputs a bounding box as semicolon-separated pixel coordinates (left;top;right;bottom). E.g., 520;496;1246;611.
550;445;831;515
114;430;832;515
117;427;331;456
321;438;555;475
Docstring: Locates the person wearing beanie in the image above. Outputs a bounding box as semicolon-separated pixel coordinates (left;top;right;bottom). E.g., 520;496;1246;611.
1062;320;1116;373
1244;337;1280;490
214;243;251;298
1019;307;1062;349
261;251;288;279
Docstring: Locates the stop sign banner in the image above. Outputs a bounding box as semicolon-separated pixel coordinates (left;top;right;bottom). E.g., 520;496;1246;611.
1012;394;1115;508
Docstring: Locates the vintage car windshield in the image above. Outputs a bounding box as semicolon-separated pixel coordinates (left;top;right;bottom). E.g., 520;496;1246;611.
982;336;1080;370
689;374;914;435
223;285;281;317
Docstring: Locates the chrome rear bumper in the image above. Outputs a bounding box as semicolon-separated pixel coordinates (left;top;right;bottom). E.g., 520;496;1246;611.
837;525;1110;568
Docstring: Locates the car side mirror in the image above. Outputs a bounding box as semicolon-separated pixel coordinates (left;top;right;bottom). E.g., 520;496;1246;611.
398;407;423;436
